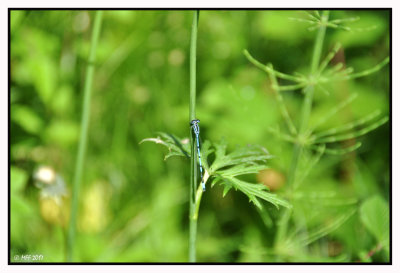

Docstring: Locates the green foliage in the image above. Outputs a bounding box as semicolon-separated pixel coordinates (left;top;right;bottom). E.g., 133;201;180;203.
142;134;291;210
10;10;389;263
140;132;190;159
360;195;389;255
11;105;44;135
297;208;357;247
11;166;28;194
244;10;389;263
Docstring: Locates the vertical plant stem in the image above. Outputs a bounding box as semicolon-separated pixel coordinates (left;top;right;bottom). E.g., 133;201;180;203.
189;10;199;263
67;10;103;262
275;10;329;252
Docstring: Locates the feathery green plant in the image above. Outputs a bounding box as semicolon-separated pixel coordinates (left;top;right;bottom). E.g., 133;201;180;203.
244;10;389;261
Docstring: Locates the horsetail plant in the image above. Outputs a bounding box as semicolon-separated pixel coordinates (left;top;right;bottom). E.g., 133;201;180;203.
140;10;291;262
244;10;389;261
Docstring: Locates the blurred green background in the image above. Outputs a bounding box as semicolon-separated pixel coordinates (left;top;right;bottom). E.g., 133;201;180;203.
10;10;390;263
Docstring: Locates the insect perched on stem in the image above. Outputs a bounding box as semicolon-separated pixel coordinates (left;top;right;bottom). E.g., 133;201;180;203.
190;119;206;192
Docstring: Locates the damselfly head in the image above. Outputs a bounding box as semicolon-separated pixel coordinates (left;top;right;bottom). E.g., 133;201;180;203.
190;119;200;126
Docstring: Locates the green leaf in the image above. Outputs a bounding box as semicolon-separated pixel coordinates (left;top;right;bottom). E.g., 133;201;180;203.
222;183;232;197
219;176;291;209
210;140;272;172
11;105;44;134
10;10;25;32
29;56;58;105
207;140;290;209
141;133;290;209
360;195;389;254
10;166;28;193
297;208;357;246
358;250;372;262
292;191;358;207
217;163;266;177
50;85;74;116
44;119;79;146
199;140;213;170
140;132;190;159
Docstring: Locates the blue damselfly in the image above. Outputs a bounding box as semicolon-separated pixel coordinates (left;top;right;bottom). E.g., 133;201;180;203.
190;119;206;192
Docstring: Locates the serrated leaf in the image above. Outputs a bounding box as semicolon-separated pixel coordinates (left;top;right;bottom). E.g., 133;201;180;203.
142;132;290;210
211;142;272;172
219;177;291;209
208;140;289;209
200;140;213;170
217;164;267;177
222;183;232;197
211;176;222;187
360;195;389;254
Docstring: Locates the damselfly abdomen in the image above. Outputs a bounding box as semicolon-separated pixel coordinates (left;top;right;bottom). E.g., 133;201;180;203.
190;119;205;192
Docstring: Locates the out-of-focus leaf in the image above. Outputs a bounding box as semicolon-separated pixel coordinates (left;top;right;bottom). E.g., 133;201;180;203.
330;12;387;48
360;195;389;254
51;85;74;116
44;120;79;146
11;105;44;134
358;250;372;262
10;166;28;193
257;11;311;42
10;10;25;32
292;191;358;207
297;208;356;246
29;57;58;104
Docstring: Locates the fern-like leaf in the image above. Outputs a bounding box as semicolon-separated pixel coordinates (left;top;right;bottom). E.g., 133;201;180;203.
140;132;190;159
141;133;291;210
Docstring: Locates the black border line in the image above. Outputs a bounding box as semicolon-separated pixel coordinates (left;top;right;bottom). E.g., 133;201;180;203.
8;7;393;10
8;7;392;265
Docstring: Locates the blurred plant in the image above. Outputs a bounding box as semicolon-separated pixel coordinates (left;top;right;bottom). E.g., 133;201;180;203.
359;195;389;261
67;10;103;262
243;10;389;262
78;181;112;233
289;10;377;32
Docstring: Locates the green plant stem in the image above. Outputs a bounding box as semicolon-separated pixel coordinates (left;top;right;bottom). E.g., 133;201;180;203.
343;56;389;80
310;12;329;74
193;171;209;219
67;10;103;262
189;11;199;122
275;10;329;252
189;10;199;263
